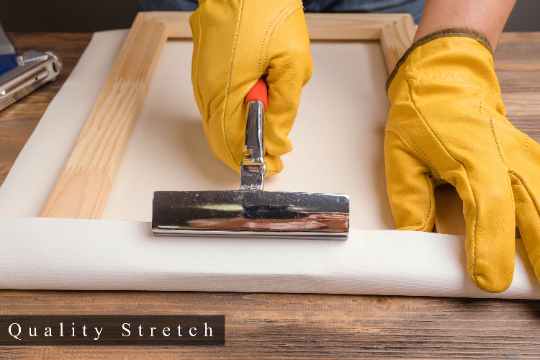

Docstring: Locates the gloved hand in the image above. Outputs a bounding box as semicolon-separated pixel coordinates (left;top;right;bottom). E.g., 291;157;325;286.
190;0;313;175
385;29;540;293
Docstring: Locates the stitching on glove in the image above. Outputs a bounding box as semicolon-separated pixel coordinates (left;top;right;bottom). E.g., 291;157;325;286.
406;76;472;174
478;89;510;167
268;5;303;60
476;90;503;117
509;171;540;269
490;118;514;209
424;172;435;231
406;77;483;286
489;113;517;270
510;172;531;204
490;117;509;167
510;170;538;207
261;2;303;73
386;122;438;177
257;0;298;78
222;0;245;166
261;4;297;74
411;73;500;101
478;90;485;116
385;126;435;230
412;72;472;85
386;28;494;93
485;93;516;222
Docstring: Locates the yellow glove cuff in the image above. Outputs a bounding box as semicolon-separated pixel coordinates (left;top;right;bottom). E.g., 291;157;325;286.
386;28;494;94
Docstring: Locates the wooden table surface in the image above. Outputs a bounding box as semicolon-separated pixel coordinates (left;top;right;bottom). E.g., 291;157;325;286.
1;32;540;359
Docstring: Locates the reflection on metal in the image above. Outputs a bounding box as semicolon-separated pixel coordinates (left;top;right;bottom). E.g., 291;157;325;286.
153;191;349;239
0;51;63;111
152;94;350;239
240;100;266;191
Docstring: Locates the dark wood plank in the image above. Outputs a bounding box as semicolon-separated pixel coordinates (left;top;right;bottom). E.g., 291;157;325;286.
497;32;540;142
0;291;538;359
0;32;92;186
0;32;539;359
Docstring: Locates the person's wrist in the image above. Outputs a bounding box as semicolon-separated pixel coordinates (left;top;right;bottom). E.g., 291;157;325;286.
413;0;516;50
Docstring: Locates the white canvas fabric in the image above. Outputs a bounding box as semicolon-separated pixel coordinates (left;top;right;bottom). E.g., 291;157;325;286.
0;30;538;298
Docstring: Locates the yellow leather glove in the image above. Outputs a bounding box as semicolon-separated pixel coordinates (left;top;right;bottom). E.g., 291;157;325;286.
385;29;540;293
190;0;313;175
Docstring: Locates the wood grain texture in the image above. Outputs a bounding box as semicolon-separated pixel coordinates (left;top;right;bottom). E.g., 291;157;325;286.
40;13;168;219
145;11;418;44
2;31;540;360
146;11;192;38
379;14;416;72
0;291;539;359
434;184;466;235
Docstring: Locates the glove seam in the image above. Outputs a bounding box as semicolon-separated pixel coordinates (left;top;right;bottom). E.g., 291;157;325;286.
424;172;435;232
386;123;438;176
511;169;540;210
222;0;246;167
385;127;435;231
509;171;540;269
486;95;516;220
405;76;482;287
385;28;495;93
260;2;303;75
490;122;517;246
479;87;510;170
257;0;299;78
490;117;509;167
510;170;531;204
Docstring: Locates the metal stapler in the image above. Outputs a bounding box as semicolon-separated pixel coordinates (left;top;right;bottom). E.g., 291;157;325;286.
0;22;62;112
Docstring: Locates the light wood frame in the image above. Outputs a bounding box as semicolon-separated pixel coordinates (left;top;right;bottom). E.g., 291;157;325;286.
40;11;465;236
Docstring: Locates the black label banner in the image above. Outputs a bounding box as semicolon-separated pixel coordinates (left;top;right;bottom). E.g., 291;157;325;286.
0;315;225;346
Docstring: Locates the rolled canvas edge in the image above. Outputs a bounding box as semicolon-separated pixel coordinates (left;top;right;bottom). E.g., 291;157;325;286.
0;217;538;299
